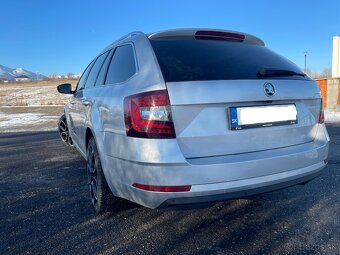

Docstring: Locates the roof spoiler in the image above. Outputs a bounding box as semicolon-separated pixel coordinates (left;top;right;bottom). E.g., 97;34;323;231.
148;28;264;46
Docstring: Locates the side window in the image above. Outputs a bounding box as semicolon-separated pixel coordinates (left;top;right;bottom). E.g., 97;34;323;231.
105;44;136;84
76;61;94;91
95;50;113;86
85;51;110;88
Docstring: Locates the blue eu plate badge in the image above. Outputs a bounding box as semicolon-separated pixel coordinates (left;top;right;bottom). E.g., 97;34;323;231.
230;107;239;127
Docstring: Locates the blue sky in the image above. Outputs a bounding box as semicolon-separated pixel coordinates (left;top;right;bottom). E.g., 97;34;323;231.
1;0;339;75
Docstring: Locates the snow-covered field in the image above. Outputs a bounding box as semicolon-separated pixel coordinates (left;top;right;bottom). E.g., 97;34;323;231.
0;81;74;132
0;106;64;132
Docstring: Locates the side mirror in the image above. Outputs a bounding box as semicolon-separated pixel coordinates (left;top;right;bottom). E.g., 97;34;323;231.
57;83;74;94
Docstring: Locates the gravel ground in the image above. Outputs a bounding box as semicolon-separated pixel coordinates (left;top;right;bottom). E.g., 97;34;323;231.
0;124;339;255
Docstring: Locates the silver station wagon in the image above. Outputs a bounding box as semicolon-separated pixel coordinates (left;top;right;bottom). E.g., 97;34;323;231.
57;28;330;214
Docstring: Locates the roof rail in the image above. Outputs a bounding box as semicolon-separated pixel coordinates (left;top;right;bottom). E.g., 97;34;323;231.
101;31;144;53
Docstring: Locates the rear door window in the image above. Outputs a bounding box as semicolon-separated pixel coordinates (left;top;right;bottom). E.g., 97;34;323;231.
85;51;110;88
76;61;94;91
105;44;137;84
95;50;113;86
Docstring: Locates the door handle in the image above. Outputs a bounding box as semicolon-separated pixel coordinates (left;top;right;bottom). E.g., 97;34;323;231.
70;100;76;105
81;98;90;106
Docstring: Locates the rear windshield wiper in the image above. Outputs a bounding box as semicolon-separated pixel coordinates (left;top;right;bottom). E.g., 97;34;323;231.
257;68;306;78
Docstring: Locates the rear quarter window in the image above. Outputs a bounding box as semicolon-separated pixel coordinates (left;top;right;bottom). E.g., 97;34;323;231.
105;44;137;84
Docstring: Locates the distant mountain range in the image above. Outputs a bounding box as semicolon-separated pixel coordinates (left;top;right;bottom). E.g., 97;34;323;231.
0;64;47;80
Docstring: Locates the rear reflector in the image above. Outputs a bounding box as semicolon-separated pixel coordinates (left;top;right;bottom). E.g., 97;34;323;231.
319;99;325;124
124;90;176;138
132;183;191;192
195;30;245;40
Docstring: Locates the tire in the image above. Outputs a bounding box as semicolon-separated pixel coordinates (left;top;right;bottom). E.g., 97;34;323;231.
87;137;124;214
58;114;73;146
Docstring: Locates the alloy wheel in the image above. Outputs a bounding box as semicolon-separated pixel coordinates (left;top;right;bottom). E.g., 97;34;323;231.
58;116;73;146
87;146;98;206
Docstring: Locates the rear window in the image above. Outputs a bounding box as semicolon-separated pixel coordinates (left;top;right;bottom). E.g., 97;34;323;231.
150;39;308;82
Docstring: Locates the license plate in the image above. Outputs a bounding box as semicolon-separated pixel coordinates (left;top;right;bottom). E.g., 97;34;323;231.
229;104;297;130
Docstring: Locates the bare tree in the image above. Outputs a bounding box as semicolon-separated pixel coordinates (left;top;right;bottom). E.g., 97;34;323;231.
305;67;332;79
320;68;332;78
67;72;75;79
305;68;319;79
48;74;58;79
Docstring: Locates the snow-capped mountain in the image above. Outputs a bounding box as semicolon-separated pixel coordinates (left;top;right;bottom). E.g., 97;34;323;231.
0;64;46;80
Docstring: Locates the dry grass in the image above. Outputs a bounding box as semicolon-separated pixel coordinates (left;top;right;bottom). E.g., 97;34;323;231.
0;79;78;132
0;79;78;106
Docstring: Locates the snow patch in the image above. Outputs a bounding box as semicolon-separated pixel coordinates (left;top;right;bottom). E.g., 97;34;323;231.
0;112;59;129
324;110;340;123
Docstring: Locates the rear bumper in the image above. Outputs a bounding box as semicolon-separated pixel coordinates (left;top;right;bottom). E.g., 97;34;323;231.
158;161;325;208
118;159;327;209
102;124;329;209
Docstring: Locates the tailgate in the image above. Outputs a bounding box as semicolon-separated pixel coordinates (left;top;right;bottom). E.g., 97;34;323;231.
167;79;322;158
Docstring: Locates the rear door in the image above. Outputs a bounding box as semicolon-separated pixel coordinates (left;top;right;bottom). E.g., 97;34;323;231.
74;51;111;152
68;61;94;149
150;37;322;158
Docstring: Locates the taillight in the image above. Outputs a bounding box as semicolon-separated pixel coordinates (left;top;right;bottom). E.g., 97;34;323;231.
195;30;245;41
319;99;325;124
124;90;176;138
132;183;191;192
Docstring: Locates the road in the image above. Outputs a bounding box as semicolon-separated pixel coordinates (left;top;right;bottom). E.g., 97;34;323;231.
0;124;339;255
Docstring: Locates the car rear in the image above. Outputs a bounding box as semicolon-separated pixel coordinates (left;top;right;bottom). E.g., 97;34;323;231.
114;29;329;208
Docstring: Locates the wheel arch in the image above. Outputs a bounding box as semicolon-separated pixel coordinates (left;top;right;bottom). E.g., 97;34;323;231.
85;127;94;150
84;126;118;198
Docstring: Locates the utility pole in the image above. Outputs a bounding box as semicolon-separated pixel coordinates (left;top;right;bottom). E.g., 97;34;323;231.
304;51;307;73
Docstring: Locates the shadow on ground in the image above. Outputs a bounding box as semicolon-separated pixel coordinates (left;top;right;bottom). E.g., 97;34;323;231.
0;126;339;255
